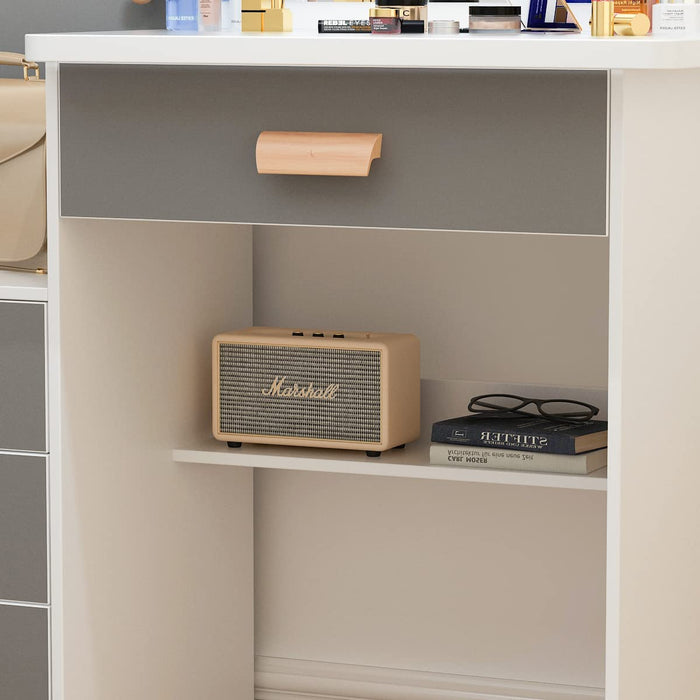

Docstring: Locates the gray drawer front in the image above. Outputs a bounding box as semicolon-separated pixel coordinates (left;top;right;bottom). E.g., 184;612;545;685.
0;302;46;452
60;66;607;235
0;605;49;699
0;454;47;604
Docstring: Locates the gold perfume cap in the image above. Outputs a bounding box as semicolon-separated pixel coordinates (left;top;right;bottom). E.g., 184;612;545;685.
242;0;272;10
591;0;614;36
370;7;400;16
613;11;651;34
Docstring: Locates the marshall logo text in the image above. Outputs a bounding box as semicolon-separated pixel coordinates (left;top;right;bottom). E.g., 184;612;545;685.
261;376;340;400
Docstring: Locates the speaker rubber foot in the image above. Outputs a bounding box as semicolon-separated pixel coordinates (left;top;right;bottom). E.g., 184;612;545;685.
394;444;406;450
227;441;243;448
366;450;382;458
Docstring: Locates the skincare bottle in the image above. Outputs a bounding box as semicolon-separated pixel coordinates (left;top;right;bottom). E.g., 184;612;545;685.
652;0;700;33
614;0;652;21
200;0;223;30
166;0;199;30
221;0;233;28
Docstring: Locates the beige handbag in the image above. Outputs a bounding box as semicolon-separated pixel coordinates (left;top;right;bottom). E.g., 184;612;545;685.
0;52;46;264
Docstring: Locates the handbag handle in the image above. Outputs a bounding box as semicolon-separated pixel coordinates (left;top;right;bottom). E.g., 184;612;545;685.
0;52;40;80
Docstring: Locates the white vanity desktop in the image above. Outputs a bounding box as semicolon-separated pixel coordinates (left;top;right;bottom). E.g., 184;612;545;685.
24;29;700;700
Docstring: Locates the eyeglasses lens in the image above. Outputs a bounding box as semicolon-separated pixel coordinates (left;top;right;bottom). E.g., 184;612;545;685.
539;400;594;421
472;395;527;411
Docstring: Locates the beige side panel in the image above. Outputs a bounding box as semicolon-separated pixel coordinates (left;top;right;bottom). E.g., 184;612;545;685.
611;69;700;700
55;219;254;700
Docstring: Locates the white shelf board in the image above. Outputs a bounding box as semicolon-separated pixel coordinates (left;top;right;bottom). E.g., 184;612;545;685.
173;378;608;490
173;438;606;490
25;29;700;71
0;270;48;302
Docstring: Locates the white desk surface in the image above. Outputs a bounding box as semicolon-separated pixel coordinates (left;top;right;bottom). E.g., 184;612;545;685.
26;28;700;71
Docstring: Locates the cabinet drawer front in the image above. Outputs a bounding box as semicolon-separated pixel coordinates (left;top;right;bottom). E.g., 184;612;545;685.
0;605;49;699
0;454;48;604
0;302;46;452
60;66;608;235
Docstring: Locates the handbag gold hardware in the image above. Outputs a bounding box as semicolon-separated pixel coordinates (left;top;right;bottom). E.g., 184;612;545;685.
0;264;47;274
23;60;40;82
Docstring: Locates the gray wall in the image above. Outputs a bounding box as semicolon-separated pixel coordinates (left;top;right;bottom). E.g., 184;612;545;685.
1;0;164;75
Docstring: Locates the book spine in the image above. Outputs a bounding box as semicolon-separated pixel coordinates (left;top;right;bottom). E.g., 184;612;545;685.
429;444;590;474
430;422;577;455
527;0;548;26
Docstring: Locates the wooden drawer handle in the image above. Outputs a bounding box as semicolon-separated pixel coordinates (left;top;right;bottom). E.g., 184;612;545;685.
256;131;382;177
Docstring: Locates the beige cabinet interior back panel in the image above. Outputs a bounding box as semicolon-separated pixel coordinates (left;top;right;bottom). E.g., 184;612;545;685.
252;225;609;686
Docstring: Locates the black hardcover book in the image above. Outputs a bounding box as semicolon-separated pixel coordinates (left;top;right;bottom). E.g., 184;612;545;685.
431;415;608;455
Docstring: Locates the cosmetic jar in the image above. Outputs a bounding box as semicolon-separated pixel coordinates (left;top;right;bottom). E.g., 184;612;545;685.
652;0;700;34
429;19;461;33
468;6;522;32
376;0;428;25
370;7;401;32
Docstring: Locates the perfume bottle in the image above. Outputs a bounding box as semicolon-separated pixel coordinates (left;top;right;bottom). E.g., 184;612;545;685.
241;0;292;31
166;0;199;30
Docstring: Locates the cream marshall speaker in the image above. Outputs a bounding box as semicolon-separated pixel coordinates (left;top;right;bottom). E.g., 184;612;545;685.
213;327;420;456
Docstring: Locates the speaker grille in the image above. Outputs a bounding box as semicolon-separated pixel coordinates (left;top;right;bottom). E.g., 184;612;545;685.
219;343;381;443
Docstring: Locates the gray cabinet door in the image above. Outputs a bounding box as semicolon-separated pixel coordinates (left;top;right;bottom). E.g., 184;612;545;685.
0;302;46;452
0;605;49;699
0;454;48;604
60;66;608;235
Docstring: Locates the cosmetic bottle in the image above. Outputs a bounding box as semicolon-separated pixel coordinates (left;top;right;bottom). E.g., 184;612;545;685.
242;0;292;31
200;0;223;30
614;0;652;21
166;0;199;30
221;0;234;28
266;0;293;31
652;0;700;33
375;0;428;30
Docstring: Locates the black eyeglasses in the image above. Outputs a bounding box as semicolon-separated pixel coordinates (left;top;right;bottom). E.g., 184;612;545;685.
467;394;599;424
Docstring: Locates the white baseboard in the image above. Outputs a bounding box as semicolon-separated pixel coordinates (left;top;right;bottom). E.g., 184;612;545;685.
255;656;605;700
